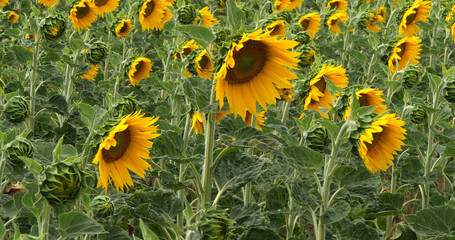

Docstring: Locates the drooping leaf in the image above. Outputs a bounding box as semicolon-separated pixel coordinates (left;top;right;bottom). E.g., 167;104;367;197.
58;210;105;237
283;146;324;173
405;206;455;236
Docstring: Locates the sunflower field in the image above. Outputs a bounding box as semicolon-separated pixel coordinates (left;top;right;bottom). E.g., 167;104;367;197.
1;0;455;239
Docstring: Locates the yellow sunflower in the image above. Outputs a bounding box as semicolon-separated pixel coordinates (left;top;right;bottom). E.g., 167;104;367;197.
451;23;455;44
388;36;422;74
274;0;290;12
327;11;348;35
128;57;153;86
358;113;406;173
377;6;386;22
174;40;199;59
327;0;348;11
7;11;19;23
115;19;133;38
287;0;304;10
93;111;160;192
0;0;9;7
139;0;172;31
68;0;98;31
445;5;455;22
165;0;176;4
93;0;119;17
79;64;99;81
399;0;431;36
304;64;348;119
277;88;294;101
366;13;383;32
192;110;204;134
298;12;321;39
194;7;220;28
266;20;286;37
245;111;266;129
343;88;387;120
195;50;214;80
215;30;300;120
38;0;60;7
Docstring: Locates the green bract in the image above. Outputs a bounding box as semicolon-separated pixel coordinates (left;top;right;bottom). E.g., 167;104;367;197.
197;208;234;240
41;15;66;41
91;196;114;219
4;96;28;124
177;5;198;25
6;137;33;167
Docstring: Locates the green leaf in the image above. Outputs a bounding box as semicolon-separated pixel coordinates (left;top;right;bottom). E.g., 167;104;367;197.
9;46;33;64
365;192;405;218
19;156;42;178
238;226;282;240
53;136;64;164
58;210;105;237
405;206;455;236
406;130;426;148
429;74;443;92
230;203;265;227
342;222;379;240
150;129;184;158
347;50;367;64
99;226;130;240
265;184;288;210
174;25;215;48
283;146;324;173
139;219;160;240
289;178;318;209
0;219;6;240
226;0;246;30
392;223;417;240
321;200;351;224
46;94;67;115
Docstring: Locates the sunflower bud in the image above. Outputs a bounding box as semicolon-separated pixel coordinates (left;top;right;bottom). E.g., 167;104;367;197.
357;12;371;30
294;31;311;45
297;45;315;68
91;196;114;219
39;162;84;205
4;96;29;124
116;95;140;115
410;105;426;124
444;78;455;104
86;42;108;65
6;137;33;167
306;125;329;153
41;15;66;41
177;5;198;25
214;28;230;44
403;65;422;89
277;9;292;23
197;208;234;240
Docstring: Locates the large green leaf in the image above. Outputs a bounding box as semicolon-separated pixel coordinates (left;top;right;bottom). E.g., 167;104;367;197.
226;0;245;30
342;222;379;240
139;219;160;240
321;201;351;224
58;210;105;237
405;206;455;236
174;25;215;48
283;146;324;173
238;226;282;240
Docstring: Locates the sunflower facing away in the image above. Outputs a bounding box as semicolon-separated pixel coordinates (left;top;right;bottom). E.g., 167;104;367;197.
327;11;348;35
304;64;349;119
327;0;348;11
343;88;387;120
129;57;153;86
245;111;266;129
287;0;304;10
139;0;172;31
266;20;286;37
298;12;321;38
192;110;230;134
174;40;199;59
388;36;422;75
358;113;406;173
93;111;160;192
115;19;133;38
68;0;98;31
399;0;431;36
38;0;60;7
93;0;119;17
194;7;220;28
79;64;99;81
215;30;300;120
195;50;213;80
7;11;19;23
377;6;387;21
0;0;9;7
366;13;383;32
274;0;290;12
277;88;294;101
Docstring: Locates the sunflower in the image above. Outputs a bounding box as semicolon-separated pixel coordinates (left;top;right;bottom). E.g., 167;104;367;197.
139;0;172;31
274;0;290;12
304;64;348;119
215;30;300;120
399;0;431;36
277;88;294;101
358;113;406;173
365;13;383;32
287;0;304;10
194;7;220;28
93;111;160;192
451;23;455;44
174;40;199;59
165;0;176;4
343;88;387;120
377;6;386;22
327;11;348;35
129;57;152;86
388;36;422;74
38;0;60;7
68;0;98;31
192;110;204;134
115;19;133;38
93;0;119;17
327;0;348;11
79;64;99;81
25;34;36;51
266;20;286;37
7;11;19;23
303;49;315;66
0;0;9;7
195;50;214;80
445;5;455;22
298;12;321;38
245;111;266;129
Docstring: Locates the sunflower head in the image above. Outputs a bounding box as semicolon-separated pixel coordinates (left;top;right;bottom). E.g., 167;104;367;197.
410;105;426;124
398;0;432;36
277;9;292;23
193;49;214;80
7;11;19;23
194;7;220;28
68;0;98;31
139;0;173;31
306;124;330;153
266;20;287;37
4;96;29;124
388;36;422;75
115;19;133;38
41;14;66;40
93;111;160;192
0;0;9;7
93;0;120;17
38;0;60;8
297;44;315;67
358;12;382;32
39;161;85;205
197;207;234;240
403;64;423;89
327;0;348;11
177;5;198;24
245;110;266;129
128;57;153;86
327;10;348;35
215;30;300;119
86;41;108;64
298;12;322;38
79;64;99;81
91;196;114;219
6;137;33;167
444;77;455;104
277;88;295;102
192;110;204;134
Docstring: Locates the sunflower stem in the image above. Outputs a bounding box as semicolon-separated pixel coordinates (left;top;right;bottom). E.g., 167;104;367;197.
385;166;396;238
429;18;438;70
104;31;112;83
29;30;41;135
178;113;191;228
286;170;299;239
281;101;291;123
39;205;51;240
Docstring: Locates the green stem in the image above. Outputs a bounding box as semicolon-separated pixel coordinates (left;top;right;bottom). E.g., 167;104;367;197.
286;170;299;239
80;131;94;168
113;38;126;103
243;182;251;206
29;33;41;134
367;53;376;84
281;101;291;123
429;19;438;69
104;31;112;83
39;206;51;240
177;113;191;228
385;166;396;238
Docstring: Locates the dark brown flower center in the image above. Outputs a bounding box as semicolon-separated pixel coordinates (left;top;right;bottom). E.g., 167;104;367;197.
76;3;90;18
397;42;407;58
133;61;144;77
144;1;155;17
226;40;267;84
300;19;309;30
102;129;131;162
95;0;108;6
119;22;129;33
269;23;284;36
405;12;417;25
365;130;383;150
199;54;212;71
329;2;339;9
358;94;369;106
